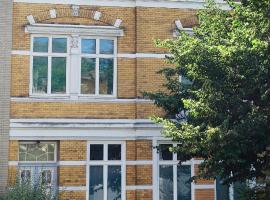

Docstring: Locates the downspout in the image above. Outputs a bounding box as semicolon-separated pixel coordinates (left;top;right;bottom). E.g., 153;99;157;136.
0;0;12;195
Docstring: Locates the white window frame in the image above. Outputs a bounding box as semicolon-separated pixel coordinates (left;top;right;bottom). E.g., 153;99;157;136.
30;34;70;97
79;36;117;98
29;34;118;99
86;141;126;200
156;141;195;200
18;141;57;164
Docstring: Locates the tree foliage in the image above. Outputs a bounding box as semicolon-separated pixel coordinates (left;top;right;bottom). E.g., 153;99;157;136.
144;0;270;198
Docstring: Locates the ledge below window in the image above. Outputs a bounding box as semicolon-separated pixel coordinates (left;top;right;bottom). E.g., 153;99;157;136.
25;23;124;37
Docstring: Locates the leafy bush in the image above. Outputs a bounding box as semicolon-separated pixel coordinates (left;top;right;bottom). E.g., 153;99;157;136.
0;179;54;200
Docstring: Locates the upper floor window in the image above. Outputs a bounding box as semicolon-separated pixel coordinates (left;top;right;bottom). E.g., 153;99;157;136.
30;35;117;98
31;36;68;95
80;38;115;96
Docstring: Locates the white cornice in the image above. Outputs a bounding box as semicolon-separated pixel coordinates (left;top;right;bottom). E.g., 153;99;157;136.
25;24;124;37
10;118;160;128
14;0;231;10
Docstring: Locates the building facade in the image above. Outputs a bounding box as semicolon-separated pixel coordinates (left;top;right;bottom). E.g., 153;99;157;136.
0;0;233;199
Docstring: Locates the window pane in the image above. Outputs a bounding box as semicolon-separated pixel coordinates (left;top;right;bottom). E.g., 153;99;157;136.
41;170;52;186
177;165;191;200
82;39;96;54
33;37;48;52
89;166;104;200
33;56;48;94
159;165;173;200
51;57;66;94
159;144;173;160
19;143;55;162
100;39;114;54
108;166;121;200
52;38;67;53
21;170;31;183
99;58;113;95
90;144;103;160
216;177;230;200
108;144;121;160
81;58;96;94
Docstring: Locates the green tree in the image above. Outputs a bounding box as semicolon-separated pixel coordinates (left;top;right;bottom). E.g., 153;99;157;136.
144;0;270;198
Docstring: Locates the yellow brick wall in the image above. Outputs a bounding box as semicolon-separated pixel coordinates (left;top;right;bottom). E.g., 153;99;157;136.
126;140;152;160
11;55;29;97
13;3;136;53
59;191;86;200
59;141;87;161
59;166;86;186
11;102;164;119
9;141;18;161
136;7;197;53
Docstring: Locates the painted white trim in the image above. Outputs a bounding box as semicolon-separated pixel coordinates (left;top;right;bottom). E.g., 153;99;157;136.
126;185;153;190
58;161;87;166
59;186;86;191
13;0;231;10
126;160;153;165
9;161;19;166
12;50;170;59
194;184;215;189
11;97;153;103
25;24;124;37
12;50;30;55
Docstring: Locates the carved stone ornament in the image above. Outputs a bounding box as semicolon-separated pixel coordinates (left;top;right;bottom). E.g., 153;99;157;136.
71;35;79;48
71;5;80;17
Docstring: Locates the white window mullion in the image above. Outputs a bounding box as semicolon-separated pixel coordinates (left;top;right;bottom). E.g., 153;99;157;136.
48;56;52;95
96;39;100;95
104;165;108;200
173;164;177;200
96;58;100;96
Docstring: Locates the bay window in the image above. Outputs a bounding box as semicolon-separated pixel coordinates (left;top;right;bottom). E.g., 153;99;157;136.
158;143;192;200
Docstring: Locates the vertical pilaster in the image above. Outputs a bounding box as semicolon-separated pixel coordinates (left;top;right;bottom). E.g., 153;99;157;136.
0;0;12;195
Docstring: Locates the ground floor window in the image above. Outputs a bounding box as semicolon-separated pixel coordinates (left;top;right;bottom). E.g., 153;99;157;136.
87;141;125;200
18;142;58;197
158;143;192;200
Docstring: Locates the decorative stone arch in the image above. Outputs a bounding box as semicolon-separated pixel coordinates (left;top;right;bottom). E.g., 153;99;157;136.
26;5;123;28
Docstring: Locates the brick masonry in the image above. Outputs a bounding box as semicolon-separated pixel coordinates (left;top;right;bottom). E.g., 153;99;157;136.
8;2;218;200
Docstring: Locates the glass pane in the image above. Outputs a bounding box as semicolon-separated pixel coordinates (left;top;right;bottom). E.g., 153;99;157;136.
21;170;31;183
89;166;104;200
19;143;55;162
51;57;66;94
108;166;121;200
33;37;48;52
33;56;48;94
81;58;96;94
100;39;114;54
159;165;173;200
216;177;230;200
90;144;103;160
177;165;191;200
41;170;52;185
99;58;113;95
82;39;96;54
159;144;173;160
52;38;67;53
108;144;121;160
